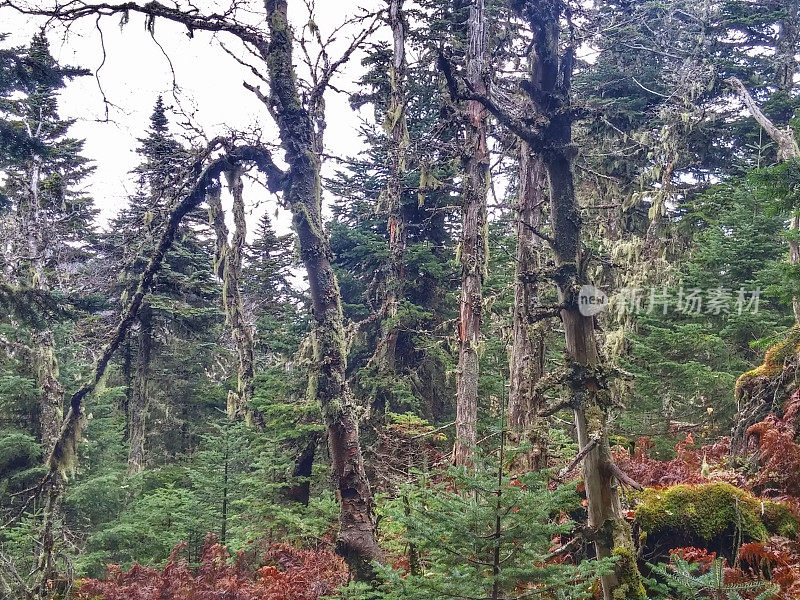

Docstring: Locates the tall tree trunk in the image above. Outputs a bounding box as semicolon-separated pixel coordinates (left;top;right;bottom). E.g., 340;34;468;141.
376;0;409;410
207;172;262;428
508;144;548;472
128;303;152;475
511;1;644;596
262;0;383;579
547;148;642;600
454;0;490;467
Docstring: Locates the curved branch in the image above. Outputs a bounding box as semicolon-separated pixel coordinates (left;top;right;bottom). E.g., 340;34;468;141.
727;77;799;161
437;48;550;153
44;144;284;478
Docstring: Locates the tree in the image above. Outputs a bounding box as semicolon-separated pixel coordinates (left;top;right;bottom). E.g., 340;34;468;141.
453;0;491;467
3;0;386;581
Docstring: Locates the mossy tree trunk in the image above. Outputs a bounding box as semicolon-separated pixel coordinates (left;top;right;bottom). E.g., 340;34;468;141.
261;0;384;579
454;0;490;467
207;172;262;428
508;143;548;472
511;2;644;597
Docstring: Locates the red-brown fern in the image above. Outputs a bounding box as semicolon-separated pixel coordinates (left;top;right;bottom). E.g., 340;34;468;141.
75;534;347;600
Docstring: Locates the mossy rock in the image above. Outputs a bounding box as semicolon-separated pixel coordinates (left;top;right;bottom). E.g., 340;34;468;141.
634;483;798;561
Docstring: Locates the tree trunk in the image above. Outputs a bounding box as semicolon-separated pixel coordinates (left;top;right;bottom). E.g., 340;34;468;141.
454;0;490;467
375;0;409;410
510;0;644;595
262;0;383;579
207;172;262;428
128;302;152;475
508;144;548;472
285;433;320;505
547;148;642;600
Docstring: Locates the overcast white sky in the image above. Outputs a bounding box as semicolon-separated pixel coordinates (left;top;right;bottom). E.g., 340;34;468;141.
1;1;383;232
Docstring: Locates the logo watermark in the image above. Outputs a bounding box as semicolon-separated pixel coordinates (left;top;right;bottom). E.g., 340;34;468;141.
577;285;761;317
578;285;608;316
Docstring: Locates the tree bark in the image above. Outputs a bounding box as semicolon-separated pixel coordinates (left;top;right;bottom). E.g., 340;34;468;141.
207;172;262;428
454;0;490;467
508;143;548;472
127;302;152;475
262;0;384;578
375;0;409;409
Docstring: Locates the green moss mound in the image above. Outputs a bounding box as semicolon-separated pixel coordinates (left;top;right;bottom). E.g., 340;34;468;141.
634;483;798;558
736;327;800;394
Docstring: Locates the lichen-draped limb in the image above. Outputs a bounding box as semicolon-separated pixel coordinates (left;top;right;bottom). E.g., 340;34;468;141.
41;145;280;482
262;0;384;579
207;171;262;427
28;144;282;598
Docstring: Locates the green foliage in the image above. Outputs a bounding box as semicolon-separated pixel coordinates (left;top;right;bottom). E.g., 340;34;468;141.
649;555;779;600
350;448;613;600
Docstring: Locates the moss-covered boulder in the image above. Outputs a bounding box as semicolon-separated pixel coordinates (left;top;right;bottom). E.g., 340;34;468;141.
634;483;798;561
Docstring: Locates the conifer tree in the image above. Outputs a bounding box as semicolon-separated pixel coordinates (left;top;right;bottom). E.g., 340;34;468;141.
0;29;96;599
100;97;220;473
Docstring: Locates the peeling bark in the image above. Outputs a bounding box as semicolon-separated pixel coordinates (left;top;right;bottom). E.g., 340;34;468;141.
508;144;548;472
454;0;490;467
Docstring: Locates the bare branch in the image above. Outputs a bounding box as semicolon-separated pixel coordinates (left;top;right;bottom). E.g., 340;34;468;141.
609;461;644;491
555;434;600;480
727;77;800;161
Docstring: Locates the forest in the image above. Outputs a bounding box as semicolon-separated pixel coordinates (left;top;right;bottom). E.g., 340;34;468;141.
2;0;800;598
